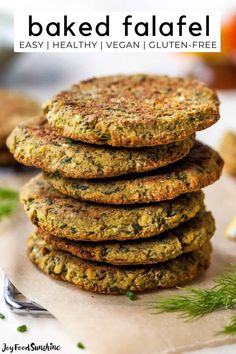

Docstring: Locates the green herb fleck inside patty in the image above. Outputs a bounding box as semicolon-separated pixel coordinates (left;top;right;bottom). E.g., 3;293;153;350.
66;138;75;145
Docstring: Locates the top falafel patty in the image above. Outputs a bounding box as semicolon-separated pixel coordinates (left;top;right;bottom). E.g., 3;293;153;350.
44;74;219;147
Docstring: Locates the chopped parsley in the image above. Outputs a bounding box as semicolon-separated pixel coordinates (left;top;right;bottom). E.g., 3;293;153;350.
126;291;136;301
17;325;27;333
77;341;85;349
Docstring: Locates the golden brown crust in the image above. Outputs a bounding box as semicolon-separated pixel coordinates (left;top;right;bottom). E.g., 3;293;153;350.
6;116;195;179
28;234;212;294
20;174;204;241
37;210;215;265
46;141;224;204
0;89;40;147
44;74;219;147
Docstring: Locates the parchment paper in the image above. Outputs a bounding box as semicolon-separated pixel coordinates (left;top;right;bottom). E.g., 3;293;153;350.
1;171;236;354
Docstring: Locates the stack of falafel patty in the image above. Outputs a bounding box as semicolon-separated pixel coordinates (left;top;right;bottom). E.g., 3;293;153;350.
7;75;224;294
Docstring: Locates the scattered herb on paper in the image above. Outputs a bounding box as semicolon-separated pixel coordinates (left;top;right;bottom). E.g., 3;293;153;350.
0;187;18;220
153;265;236;334
17;325;27;333
77;342;85;349
219;315;236;335
126;291;136;301
0;313;5;320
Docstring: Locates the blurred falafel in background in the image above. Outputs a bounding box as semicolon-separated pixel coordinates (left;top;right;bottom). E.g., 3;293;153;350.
0;89;40;166
186;13;236;89
220;131;236;177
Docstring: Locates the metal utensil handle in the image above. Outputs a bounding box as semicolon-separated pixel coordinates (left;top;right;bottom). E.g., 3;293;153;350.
4;276;50;316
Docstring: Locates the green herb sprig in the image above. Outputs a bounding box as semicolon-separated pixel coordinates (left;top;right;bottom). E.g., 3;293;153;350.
0;187;18;220
153;265;236;334
0;188;18;199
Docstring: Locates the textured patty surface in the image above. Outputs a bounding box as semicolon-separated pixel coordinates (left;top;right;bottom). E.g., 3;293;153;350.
0;89;40;147
219;131;236;176
20;174;204;241
28;234;212;294
37;210;215;265
6;116;195;179
44;74;219;147
46;141;223;205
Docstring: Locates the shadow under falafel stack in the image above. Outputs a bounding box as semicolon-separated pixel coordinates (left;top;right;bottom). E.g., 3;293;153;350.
7;75;223;294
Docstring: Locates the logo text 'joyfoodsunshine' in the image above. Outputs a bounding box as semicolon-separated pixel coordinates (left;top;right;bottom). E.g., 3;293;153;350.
1;342;61;353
